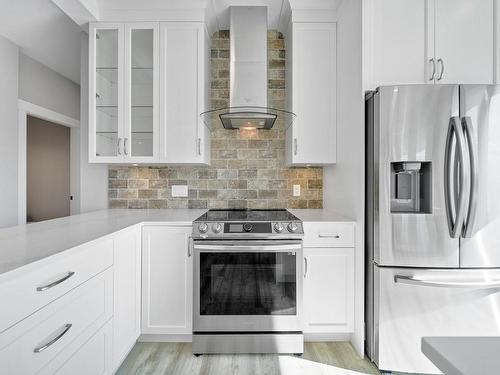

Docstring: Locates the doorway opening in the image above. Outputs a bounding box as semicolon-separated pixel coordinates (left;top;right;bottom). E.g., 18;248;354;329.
26;116;71;222
18;99;80;225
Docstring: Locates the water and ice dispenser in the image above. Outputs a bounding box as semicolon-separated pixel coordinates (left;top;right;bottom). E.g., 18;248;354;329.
391;162;432;213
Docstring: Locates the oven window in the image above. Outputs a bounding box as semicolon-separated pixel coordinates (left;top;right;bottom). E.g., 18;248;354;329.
199;252;297;315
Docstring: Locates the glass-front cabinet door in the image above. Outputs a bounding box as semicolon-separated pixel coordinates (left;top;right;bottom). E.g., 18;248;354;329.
89;24;123;162
124;24;159;161
89;23;159;163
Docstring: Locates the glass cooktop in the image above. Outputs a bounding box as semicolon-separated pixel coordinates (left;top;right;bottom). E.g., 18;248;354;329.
194;209;301;222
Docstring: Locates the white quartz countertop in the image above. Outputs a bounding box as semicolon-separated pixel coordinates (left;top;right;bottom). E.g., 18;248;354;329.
0;209;205;277
0;208;352;278
422;336;500;375
288;209;355;222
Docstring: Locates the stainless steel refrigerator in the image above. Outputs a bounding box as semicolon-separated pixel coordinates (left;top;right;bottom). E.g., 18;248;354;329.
365;85;500;374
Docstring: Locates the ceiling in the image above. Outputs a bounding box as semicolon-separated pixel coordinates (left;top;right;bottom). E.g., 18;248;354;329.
0;0;82;84
0;0;342;85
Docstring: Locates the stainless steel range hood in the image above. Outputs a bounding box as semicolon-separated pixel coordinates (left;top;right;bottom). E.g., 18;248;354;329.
200;6;296;130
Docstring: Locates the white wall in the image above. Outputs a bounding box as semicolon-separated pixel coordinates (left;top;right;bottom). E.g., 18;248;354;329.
79;32;107;213
323;0;365;356
0;35;19;228
18;53;80;120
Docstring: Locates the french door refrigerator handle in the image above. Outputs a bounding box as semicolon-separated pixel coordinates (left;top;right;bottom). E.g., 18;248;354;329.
445;117;469;238
394;275;500;289
444;119;455;236
462;116;479;238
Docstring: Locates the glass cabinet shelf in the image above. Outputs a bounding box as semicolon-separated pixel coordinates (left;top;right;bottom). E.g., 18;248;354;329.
96;67;153;85
96;131;153;134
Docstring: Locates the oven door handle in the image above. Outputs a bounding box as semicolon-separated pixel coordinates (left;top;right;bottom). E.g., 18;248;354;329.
193;243;302;252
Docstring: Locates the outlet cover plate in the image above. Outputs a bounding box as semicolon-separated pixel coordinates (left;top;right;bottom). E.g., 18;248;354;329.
293;184;301;197
172;185;188;197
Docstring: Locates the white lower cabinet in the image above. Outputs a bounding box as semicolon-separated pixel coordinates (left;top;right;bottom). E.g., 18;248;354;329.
303;247;354;333
141;225;192;335
112;226;141;371
0;268;113;374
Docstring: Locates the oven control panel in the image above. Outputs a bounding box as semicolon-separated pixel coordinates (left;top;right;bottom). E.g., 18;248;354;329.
193;221;303;237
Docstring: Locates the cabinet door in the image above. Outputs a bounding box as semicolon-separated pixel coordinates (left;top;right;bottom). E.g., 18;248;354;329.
160;22;209;164
289;23;336;165
367;0;428;87
123;23;160;162
303;247;354;333
112;227;141;370
89;23;124;163
142;225;192;335
434;0;494;84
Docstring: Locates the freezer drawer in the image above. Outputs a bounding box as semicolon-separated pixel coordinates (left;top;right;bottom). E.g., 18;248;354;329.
373;266;500;374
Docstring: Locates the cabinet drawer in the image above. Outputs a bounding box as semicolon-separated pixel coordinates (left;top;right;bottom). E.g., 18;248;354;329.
303;222;355;248
0;239;113;333
39;320;113;375
0;268;112;375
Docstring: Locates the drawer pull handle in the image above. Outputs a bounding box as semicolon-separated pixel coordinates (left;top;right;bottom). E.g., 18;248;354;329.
34;323;72;353
318;234;340;239
36;271;75;292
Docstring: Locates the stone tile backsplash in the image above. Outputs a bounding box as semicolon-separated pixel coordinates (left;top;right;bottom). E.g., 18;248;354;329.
108;30;323;210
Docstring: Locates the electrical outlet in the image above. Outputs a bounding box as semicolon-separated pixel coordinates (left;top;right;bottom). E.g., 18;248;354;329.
172;185;188;197
293;184;301;197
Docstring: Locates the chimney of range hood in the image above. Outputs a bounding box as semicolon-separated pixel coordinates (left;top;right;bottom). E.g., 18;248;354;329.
200;6;296;130
230;6;267;110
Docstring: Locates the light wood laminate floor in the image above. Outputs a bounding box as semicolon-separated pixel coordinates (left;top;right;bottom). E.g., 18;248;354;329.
117;342;382;375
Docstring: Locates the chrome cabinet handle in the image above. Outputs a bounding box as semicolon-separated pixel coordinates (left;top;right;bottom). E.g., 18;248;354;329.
437;58;444;81
294;138;298;155
124;137;128;156
318;234;340;238
394;275;500;289
117;138;122;155
462;116;478;238
197;138;201;156
33;323;72;353
304;257;308;278
444;117;468;238
429;58;436;81
187;236;193;257
36;271;75;292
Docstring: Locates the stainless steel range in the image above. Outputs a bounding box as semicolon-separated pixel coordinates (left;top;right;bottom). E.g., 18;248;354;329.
191;209;304;355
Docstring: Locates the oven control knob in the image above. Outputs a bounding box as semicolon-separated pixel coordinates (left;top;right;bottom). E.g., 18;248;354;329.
212;223;223;233
198;223;208;234
287;222;299;233
274;223;284;233
243;223;253;232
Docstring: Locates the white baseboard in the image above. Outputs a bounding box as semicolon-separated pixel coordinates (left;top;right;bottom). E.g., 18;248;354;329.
139;334;192;342
139;333;351;343
304;332;351;342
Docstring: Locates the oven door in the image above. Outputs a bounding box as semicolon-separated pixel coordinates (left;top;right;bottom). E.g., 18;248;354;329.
193;240;303;332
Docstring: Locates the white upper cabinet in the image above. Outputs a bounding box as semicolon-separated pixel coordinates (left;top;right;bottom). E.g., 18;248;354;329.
286;22;337;166
159;22;210;165
432;0;494;84
88;21;209;164
367;0;427;86
366;0;495;88
89;23;159;163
